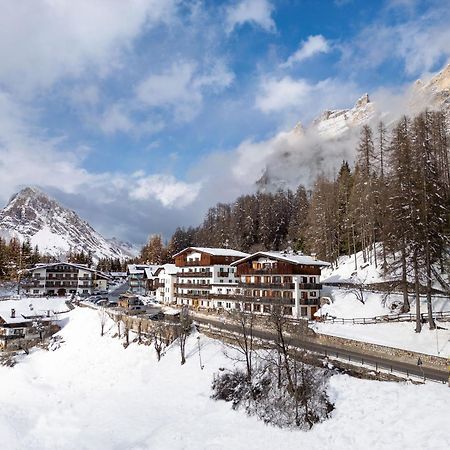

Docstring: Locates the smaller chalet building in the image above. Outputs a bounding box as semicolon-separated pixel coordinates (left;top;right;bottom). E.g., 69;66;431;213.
173;247;249;309
21;263;111;297
0;309;54;350
232;252;330;319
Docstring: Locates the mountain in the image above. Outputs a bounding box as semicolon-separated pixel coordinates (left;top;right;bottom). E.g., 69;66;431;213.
256;63;450;192
0;187;139;261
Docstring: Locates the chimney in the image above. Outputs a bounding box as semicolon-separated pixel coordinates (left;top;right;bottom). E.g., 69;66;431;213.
11;308;15;319
311;253;317;261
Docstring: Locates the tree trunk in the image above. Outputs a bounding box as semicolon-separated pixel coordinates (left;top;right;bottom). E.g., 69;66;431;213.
413;250;422;333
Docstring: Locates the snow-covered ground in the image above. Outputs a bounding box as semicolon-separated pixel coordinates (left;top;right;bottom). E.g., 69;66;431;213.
0;307;449;450
321;247;449;290
0;296;69;319
313;321;449;357
316;288;450;357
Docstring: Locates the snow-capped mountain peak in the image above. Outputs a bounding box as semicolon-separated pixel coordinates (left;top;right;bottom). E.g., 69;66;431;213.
0;187;138;261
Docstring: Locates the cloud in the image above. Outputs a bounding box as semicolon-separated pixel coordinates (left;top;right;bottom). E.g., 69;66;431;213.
255;75;358;120
129;175;202;207
340;5;450;76
0;0;177;95
135;60;234;122
255;77;314;113
226;0;276;33
281;35;330;68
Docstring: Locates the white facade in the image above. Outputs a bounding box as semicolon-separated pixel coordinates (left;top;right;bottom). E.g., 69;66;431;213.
154;264;177;304
21;263;110;297
175;251;243;310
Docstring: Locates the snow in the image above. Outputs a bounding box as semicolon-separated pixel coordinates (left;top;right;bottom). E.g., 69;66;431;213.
233;251;330;267
0;296;69;318
321;250;386;284
314;321;450;357
319;288;391;318
0;307;449;449
315;288;450;357
174;247;249;258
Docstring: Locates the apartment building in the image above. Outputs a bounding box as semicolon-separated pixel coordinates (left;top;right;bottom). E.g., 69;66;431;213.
20;262;111;297
173;247;249;309
231;251;329;319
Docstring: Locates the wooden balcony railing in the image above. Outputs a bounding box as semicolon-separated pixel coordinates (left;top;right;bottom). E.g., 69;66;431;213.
175;283;211;289
177;272;212;278
239;282;322;290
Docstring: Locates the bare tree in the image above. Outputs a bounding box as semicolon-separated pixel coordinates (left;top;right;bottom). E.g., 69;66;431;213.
269;307;294;393
225;310;255;381
98;307;108;337
152;322;166;361
177;306;192;365
122;315;132;347
115;312;122;339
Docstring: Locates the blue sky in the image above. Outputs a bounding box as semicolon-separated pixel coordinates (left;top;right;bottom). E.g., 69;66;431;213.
0;0;449;245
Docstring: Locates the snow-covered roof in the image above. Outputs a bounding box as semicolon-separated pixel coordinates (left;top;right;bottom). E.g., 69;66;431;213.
173;247;249;258
153;264;178;276
127;264;153;275
0;311;53;325
144;266;160;279
231;251;330;267
24;262;111;278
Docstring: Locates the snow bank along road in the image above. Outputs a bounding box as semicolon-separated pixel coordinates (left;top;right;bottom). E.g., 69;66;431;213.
193;315;448;383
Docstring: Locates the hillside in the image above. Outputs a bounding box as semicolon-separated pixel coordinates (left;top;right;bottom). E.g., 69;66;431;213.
0;305;448;449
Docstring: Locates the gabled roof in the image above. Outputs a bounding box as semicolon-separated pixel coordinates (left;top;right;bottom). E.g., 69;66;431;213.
127;264;153;275
231;251;330;267
144;266;160;279
173;247;249;258
24;262;112;279
153;264;178;276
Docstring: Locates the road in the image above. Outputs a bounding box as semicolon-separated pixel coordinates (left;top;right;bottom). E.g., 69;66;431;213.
193;315;448;384
108;282;129;300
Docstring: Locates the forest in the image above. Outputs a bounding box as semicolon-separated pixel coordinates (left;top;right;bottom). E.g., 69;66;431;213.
141;111;449;326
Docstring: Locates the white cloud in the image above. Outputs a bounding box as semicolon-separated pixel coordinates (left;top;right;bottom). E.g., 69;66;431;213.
0;0;176;94
226;0;276;33
340;6;450;77
281;35;330;68
136;60;234;121
129;175;202;207
255;77;314;113
255;75;360;118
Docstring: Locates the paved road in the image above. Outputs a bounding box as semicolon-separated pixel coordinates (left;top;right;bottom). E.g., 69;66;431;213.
108;282;129;300
193;315;448;384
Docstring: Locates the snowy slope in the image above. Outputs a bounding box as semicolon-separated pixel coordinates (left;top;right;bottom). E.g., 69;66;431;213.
0;187;138;261
0;307;448;449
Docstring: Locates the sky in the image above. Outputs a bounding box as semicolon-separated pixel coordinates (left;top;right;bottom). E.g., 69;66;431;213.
0;0;449;245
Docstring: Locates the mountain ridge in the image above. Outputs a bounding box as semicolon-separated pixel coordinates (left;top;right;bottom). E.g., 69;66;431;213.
256;63;450;192
0;187;138;262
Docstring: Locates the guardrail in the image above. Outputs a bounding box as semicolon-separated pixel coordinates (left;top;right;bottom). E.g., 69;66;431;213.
319;311;450;324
